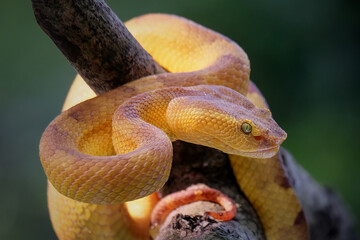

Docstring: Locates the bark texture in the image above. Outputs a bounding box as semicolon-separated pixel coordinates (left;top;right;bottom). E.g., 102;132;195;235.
32;0;165;95
32;0;357;239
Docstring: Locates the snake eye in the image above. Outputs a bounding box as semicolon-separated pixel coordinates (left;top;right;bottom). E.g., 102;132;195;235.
241;122;252;134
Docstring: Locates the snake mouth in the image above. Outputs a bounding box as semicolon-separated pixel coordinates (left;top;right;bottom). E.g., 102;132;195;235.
240;145;280;158
224;139;280;158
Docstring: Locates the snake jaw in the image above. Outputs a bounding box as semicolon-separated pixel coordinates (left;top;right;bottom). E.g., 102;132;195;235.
240;145;280;158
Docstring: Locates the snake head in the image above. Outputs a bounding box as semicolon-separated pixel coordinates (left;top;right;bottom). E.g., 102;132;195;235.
166;85;287;158
232;107;287;158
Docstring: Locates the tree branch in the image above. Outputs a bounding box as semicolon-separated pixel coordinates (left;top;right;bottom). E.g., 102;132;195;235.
31;0;165;95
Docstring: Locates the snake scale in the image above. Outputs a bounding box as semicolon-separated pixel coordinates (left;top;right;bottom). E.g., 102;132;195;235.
40;14;309;239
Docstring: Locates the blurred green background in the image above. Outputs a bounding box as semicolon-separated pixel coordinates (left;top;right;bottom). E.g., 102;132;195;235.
1;0;359;239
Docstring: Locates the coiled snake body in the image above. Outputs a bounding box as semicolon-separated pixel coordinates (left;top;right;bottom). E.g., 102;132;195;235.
40;14;309;239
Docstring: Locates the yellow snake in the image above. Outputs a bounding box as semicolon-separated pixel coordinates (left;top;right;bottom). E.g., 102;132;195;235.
40;14;309;239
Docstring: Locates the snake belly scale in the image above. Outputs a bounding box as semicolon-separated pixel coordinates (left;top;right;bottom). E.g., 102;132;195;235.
40;14;309;239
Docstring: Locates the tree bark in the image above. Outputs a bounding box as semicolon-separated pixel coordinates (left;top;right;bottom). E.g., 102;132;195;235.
32;0;357;239
31;0;165;95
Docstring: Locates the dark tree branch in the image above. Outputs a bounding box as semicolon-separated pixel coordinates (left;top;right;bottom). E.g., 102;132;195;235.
32;0;357;239
31;0;165;95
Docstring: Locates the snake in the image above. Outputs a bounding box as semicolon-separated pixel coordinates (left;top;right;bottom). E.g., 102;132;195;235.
40;14;309;239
